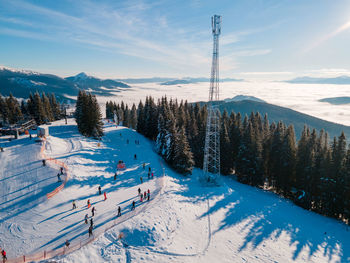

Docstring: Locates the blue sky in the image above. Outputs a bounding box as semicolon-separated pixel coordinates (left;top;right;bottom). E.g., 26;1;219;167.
1;0;350;79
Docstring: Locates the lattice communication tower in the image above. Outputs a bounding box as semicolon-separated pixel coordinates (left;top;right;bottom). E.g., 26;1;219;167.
203;14;221;182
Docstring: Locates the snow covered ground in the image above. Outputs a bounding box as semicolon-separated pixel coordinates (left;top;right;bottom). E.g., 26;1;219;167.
0;119;160;259
1;119;350;262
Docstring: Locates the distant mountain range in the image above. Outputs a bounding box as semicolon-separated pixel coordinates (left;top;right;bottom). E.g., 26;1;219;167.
0;67;130;102
319;97;350;105
285;76;350;84
199;96;350;140
116;77;243;84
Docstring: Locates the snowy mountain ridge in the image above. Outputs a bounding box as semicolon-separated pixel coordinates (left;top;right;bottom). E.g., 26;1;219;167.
0;65;41;75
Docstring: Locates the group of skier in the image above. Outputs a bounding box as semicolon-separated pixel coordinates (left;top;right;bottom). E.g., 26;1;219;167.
58;133;156;250
42;159;65;183
140;166;154;184
137;188;151;202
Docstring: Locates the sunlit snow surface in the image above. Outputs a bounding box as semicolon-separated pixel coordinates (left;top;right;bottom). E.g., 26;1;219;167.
1;120;350;262
93;81;350;126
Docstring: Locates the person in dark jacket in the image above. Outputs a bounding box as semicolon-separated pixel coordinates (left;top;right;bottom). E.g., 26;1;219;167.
88;225;93;237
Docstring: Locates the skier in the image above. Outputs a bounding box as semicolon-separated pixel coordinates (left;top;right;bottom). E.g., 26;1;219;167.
88;225;93;237
147;193;150;201
42;159;46;166
114;172;117;180
149;166;151;172
131;200;135;210
29;134;32;140
1;249;7;262
138;188;141;196
87;199;91;209
104;192;107;201
65;239;70;248
140;176;143;184
92;206;96;217
148;172;150;179
142;163;145;170
134;154;137;160
57;173;61;182
85;214;89;224
98;185;102;195
72;200;76;210
144;191;147;199
140;194;143;202
60;167;64;175
151;172;154;179
148;189;150;196
117;206;121;217
90;218;94;228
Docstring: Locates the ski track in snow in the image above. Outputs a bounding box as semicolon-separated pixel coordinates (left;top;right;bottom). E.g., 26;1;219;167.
0;120;161;260
2;119;350;262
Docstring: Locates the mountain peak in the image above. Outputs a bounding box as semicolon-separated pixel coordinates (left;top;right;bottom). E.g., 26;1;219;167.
74;72;90;80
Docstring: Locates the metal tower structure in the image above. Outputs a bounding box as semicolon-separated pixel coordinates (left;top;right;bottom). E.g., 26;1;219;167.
203;14;221;182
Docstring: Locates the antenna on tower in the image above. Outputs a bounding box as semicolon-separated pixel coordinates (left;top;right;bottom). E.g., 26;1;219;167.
203;14;221;183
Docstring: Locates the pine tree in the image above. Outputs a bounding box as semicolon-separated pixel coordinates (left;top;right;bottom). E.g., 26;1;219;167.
137;101;145;135
123;105;130;127
21;100;28;118
342;147;350;222
279;125;296;196
229;112;242;172
42;93;54;122
27;93;35;117
130;104;137;129
0;94;8;124
90;94;104;138
5;94;23;124
49;94;61;120
220;110;231;175
33;92;46;124
172;126;194;175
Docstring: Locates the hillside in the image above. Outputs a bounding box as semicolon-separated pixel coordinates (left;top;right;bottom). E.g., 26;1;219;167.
1;120;349;263
0;68;130;101
285;76;350;85
205;99;350;140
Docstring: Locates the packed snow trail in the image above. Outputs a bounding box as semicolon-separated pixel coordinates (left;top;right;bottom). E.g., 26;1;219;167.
54;168;350;263
0;119;163;259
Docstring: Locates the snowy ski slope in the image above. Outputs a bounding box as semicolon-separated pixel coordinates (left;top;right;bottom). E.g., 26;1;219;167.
1;119;350;262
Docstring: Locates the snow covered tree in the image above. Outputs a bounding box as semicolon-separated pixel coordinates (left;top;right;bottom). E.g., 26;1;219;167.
75;90;103;138
172;126;194;175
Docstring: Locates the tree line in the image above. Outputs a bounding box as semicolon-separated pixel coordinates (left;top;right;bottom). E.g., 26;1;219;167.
75;90;103;138
0;92;62;126
106;96;350;224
